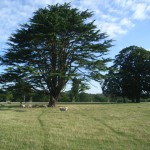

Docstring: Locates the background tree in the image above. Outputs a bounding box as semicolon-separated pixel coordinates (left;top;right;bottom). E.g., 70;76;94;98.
0;67;33;103
9;81;33;103
0;89;7;102
70;77;90;102
102;46;150;103
4;91;13;103
79;92;92;102
0;3;112;106
92;94;108;102
59;91;72;102
102;68;124;100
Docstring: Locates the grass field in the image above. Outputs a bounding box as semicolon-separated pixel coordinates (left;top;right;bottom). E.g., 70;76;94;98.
0;103;149;150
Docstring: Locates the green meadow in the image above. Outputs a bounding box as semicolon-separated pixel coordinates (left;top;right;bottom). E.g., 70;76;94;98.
0;103;149;150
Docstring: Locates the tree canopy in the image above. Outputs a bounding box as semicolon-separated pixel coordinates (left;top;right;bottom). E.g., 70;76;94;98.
0;3;112;106
102;46;150;102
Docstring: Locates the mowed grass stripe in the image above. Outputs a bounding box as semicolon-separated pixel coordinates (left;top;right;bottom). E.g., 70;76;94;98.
0;103;149;150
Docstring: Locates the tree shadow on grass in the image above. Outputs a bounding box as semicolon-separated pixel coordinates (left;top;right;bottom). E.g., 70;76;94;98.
0;105;25;112
0;107;13;111
15;109;27;112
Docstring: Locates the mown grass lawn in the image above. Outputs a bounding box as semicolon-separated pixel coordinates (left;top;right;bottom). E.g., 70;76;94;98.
0;103;149;150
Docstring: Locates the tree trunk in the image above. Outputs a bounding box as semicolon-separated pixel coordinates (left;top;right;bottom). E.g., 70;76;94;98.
136;97;140;103
135;88;141;103
48;96;56;107
123;95;126;103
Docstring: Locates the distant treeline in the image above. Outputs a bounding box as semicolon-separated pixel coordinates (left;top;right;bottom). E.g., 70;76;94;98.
0;89;150;103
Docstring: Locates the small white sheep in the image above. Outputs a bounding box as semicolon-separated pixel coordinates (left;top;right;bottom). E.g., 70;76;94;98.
28;104;32;108
60;107;68;111
43;104;47;108
22;104;26;108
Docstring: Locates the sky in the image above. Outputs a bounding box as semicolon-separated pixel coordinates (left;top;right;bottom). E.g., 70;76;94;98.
0;0;150;93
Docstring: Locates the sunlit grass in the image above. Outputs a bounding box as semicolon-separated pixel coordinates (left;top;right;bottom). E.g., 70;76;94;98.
0;103;149;150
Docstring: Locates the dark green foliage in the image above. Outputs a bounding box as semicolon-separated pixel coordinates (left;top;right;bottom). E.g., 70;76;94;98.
59;91;72;102
70;78;80;102
102;67;123;99
92;94;108;102
32;92;49;102
0;3;112;106
70;78;90;102
9;81;32;102
79;92;92;102
102;46;150;102
59;92;109;102
0;89;7;102
0;90;13;102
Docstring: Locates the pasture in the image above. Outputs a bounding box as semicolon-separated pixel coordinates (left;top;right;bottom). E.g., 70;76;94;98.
0;103;149;150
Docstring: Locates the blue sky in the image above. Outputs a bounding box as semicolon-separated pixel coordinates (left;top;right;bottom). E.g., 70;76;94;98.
0;0;150;93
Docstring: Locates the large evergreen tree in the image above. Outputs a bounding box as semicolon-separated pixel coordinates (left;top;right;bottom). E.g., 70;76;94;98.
0;3;112;106
102;46;150;103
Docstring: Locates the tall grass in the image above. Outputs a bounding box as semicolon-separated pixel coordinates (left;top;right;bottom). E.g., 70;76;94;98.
0;103;149;150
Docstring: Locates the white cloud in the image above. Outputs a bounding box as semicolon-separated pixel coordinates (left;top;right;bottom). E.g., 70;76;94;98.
100;22;128;38
132;3;150;20
0;1;37;42
115;0;135;8
0;0;150;44
120;18;135;28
